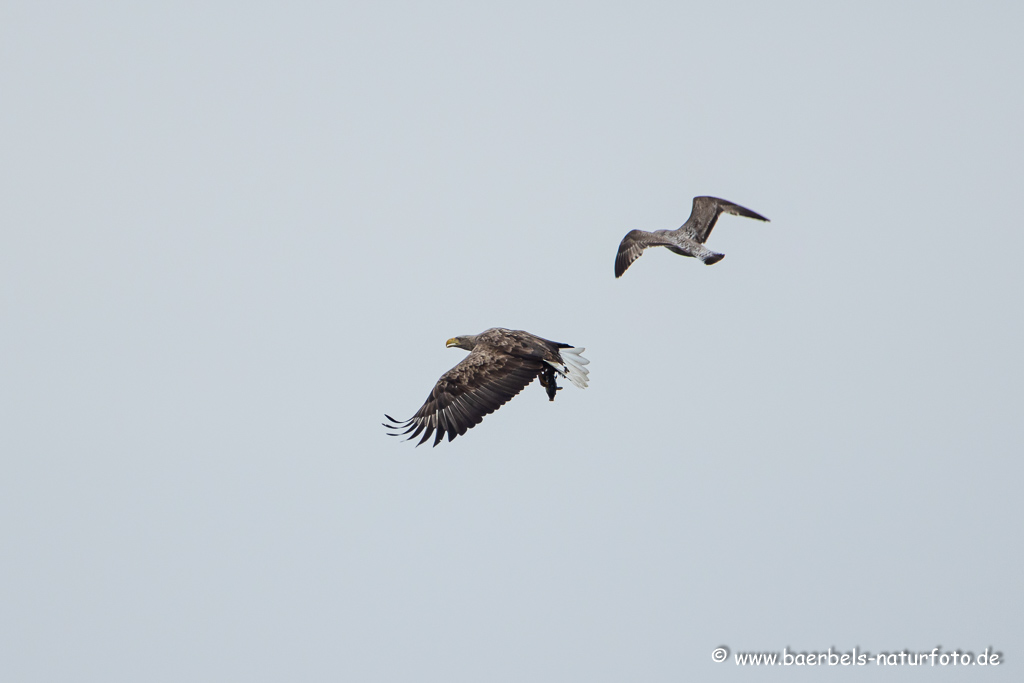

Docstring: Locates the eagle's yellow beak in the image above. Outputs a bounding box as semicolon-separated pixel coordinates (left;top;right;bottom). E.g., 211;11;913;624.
446;338;459;348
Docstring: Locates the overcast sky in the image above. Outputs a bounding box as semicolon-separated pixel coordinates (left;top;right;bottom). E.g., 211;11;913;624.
2;2;1022;681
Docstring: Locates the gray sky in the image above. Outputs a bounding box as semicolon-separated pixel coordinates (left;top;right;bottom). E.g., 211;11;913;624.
2;2;1021;681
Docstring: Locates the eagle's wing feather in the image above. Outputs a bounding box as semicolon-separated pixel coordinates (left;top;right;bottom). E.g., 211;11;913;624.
384;348;543;446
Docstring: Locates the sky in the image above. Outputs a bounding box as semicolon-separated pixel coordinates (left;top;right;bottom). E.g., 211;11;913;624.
2;2;1022;681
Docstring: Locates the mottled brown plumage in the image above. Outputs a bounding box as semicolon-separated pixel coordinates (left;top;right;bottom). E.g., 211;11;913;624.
615;196;769;277
384;328;589;446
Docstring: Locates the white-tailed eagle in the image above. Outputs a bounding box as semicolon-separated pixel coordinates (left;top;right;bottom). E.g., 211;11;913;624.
384;328;589;446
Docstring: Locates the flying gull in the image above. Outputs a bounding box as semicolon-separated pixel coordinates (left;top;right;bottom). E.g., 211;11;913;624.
614;195;769;277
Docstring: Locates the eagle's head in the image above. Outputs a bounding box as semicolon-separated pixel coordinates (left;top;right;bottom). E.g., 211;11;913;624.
446;335;476;350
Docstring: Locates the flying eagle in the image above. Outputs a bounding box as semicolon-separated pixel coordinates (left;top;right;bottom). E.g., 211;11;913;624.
384;328;589;446
614;196;769;277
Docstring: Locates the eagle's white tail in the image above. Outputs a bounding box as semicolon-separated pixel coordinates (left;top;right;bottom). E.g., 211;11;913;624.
549;347;589;389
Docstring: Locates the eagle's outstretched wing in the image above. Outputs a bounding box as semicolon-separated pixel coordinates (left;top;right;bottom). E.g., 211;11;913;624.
384;349;544;447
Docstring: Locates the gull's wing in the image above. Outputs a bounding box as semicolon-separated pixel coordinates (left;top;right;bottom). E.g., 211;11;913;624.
678;196;769;244
614;230;678;278
384;348;543;447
